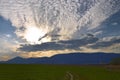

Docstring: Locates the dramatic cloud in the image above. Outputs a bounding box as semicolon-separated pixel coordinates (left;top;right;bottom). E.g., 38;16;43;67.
0;0;120;44
19;35;120;56
19;34;98;52
0;0;120;60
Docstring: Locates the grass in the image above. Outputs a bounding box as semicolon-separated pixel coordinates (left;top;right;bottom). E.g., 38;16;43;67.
0;64;119;80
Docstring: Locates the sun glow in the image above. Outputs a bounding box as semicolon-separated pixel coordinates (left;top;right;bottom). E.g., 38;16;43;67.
24;26;50;44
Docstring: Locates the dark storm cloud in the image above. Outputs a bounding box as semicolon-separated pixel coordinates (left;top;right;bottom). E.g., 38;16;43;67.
19;34;99;52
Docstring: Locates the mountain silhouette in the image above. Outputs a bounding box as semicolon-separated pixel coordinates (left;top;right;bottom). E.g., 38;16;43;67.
1;52;120;64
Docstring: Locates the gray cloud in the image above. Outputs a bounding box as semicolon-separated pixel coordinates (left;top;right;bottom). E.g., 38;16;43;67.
19;35;120;53
90;36;120;49
19;34;98;52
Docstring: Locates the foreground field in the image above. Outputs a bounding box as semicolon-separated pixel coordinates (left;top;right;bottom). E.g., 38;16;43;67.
0;64;120;80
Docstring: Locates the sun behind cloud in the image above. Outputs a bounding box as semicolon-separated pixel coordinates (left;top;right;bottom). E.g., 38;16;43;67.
24;26;50;44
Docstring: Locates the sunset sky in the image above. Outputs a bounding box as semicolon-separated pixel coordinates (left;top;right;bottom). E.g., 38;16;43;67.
0;0;120;61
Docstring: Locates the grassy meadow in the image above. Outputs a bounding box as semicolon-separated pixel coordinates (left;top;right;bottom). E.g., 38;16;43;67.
0;64;119;80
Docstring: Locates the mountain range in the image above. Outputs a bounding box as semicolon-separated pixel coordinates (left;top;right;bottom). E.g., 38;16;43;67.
1;52;120;64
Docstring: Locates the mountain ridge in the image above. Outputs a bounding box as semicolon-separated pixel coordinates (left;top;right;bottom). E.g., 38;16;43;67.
1;52;120;64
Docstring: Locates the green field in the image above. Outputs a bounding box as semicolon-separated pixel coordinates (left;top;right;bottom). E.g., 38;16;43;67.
0;64;120;80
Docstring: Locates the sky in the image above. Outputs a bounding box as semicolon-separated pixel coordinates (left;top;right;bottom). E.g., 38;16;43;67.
0;0;120;61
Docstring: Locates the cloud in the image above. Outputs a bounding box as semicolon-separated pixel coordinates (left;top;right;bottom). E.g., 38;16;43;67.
19;35;120;54
0;0;120;60
19;34;98;52
0;0;120;44
112;22;118;26
91;10;120;38
79;0;120;30
19;50;78;58
0;34;20;59
0;55;12;61
89;36;120;49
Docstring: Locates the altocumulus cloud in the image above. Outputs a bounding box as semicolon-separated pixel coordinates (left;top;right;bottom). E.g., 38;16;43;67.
0;0;120;43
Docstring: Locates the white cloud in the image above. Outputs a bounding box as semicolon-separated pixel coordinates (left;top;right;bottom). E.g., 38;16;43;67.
0;35;20;56
5;34;11;38
111;22;118;26
0;0;120;44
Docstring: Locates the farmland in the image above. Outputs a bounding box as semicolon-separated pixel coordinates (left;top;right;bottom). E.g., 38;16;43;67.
0;64;120;80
